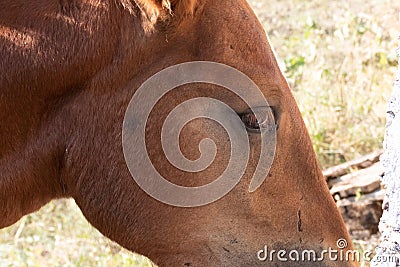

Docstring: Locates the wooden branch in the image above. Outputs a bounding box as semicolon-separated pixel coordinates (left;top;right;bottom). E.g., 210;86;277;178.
329;162;382;198
323;149;383;180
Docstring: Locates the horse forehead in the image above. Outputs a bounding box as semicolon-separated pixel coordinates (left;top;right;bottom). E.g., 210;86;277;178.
191;2;278;69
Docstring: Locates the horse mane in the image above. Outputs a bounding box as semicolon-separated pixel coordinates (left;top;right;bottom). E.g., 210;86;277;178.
119;0;197;21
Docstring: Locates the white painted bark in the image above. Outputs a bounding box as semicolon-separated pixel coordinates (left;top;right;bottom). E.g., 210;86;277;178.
372;40;400;266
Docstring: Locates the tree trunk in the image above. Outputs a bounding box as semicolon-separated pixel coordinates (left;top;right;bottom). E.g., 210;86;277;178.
372;40;400;266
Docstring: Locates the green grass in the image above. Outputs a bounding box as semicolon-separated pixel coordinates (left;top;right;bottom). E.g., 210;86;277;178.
1;0;398;266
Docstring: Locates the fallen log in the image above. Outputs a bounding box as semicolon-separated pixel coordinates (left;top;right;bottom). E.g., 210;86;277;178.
329;162;383;198
323;149;383;180
327;160;385;241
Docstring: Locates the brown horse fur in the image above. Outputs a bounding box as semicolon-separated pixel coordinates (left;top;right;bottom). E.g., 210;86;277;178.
0;0;358;266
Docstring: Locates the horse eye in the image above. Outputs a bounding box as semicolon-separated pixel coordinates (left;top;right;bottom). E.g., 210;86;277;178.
239;107;275;132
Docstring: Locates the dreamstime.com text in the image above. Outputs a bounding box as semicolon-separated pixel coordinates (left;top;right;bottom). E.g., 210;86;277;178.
257;239;400;263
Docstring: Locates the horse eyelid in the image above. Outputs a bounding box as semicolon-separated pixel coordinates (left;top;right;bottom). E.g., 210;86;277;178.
238;106;277;133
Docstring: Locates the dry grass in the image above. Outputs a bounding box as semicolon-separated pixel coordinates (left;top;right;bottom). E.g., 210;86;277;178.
1;1;399;266
0;200;153;267
252;0;399;168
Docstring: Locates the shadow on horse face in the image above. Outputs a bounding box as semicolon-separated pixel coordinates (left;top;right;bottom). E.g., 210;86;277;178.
0;0;357;266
